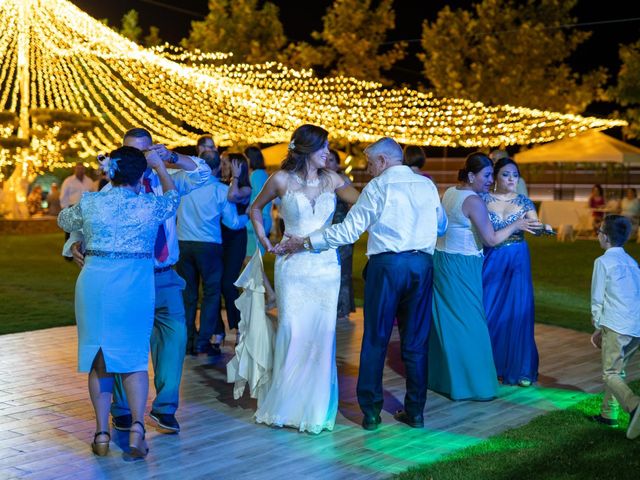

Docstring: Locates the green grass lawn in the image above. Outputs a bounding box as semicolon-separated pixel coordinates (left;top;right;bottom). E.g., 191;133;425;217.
1;233;639;335
397;380;640;480
0;234;80;334
527;235;640;333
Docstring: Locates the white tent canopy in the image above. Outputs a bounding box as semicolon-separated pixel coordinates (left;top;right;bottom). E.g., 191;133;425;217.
514;130;640;165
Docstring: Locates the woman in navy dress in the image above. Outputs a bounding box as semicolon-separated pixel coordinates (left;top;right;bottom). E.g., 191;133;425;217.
481;157;547;386
58;147;178;458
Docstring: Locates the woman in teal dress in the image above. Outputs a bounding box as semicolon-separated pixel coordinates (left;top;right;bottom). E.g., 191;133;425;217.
244;146;277;308
245;146;272;256
428;153;540;401
58;147;179;458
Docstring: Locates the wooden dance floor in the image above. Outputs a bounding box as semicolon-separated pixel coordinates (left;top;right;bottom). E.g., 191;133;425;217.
1;311;638;479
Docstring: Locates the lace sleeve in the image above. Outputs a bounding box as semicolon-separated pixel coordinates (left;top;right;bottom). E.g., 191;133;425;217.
517;194;536;213
57;202;83;233
152;190;180;223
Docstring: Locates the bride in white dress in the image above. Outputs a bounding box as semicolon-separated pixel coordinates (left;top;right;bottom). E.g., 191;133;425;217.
249;124;359;433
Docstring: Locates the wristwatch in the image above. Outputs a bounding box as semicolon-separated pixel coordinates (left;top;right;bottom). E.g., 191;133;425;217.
169;151;179;164
302;236;312;251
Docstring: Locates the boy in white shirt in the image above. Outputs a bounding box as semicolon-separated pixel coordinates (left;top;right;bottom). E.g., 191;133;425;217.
590;215;640;439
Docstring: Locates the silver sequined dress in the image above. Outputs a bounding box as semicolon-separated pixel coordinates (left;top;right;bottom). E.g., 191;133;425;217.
58;187;179;373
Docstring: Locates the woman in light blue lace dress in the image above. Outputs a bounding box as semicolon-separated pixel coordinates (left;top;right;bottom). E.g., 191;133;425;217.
58;147;179;458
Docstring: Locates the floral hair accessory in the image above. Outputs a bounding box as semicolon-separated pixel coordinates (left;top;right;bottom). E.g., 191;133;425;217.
288;140;295;151
98;154;119;178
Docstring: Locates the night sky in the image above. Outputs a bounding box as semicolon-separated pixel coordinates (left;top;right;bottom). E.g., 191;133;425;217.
68;0;640;116
69;1;640;71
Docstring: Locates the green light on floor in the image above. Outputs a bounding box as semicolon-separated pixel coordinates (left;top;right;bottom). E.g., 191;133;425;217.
498;384;594;411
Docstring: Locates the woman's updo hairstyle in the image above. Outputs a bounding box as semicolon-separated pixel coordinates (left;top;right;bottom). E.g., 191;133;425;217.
458;152;493;183
109;146;147;186
281;124;329;177
493;157;520;176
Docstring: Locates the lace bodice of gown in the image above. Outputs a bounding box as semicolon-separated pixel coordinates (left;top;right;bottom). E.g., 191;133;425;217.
58;188;179;254
278;173;336;237
481;193;535;246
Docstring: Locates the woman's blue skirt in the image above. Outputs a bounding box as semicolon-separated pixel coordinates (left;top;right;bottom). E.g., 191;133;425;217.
482;241;539;385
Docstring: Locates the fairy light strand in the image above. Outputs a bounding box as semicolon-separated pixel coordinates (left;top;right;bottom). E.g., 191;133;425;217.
0;0;627;178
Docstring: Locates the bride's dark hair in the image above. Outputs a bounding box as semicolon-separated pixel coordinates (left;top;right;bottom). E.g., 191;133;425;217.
281;124;329;181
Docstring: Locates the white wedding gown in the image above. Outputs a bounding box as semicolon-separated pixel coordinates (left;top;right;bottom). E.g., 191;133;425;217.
254;177;340;434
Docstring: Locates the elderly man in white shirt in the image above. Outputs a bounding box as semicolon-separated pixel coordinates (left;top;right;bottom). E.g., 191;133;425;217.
60;162;95;209
590;215;640;439
279;137;447;430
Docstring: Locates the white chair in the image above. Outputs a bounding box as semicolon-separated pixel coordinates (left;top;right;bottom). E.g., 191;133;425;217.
557;224;575;242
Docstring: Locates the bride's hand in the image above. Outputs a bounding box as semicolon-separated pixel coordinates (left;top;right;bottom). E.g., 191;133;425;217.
273;235;304;255
260;236;275;254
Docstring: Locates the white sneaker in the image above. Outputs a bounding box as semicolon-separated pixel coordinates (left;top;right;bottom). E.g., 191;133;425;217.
626;406;640;440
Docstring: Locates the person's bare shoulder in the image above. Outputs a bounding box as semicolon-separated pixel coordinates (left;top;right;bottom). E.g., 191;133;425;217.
266;170;290;196
324;170;346;189
269;170;289;186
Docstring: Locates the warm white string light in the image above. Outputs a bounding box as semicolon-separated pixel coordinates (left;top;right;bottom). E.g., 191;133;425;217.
0;0;626;179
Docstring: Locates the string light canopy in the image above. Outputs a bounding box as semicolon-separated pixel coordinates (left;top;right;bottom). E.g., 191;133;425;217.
0;0;626;177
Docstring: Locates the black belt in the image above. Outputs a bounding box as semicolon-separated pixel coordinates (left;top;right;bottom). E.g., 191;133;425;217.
154;265;174;274
371;249;427;257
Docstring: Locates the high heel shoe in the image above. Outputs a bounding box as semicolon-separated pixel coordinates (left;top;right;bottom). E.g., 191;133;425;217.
91;431;110;456
128;421;149;459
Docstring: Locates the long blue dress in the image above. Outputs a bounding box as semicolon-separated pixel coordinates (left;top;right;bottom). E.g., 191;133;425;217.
481;193;539;385
428;187;498;401
58;188;179;373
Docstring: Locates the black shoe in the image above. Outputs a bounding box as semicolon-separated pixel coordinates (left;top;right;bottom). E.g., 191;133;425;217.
361;414;382;431
588;414;618;427
393;410;424;428
149;411;180;433
186;346;197;356
112;414;132;431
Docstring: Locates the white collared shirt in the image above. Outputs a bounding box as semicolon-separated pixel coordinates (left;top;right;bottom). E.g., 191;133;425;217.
177;176;248;243
60;175;95;208
310;165;447;256
591;247;640;337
